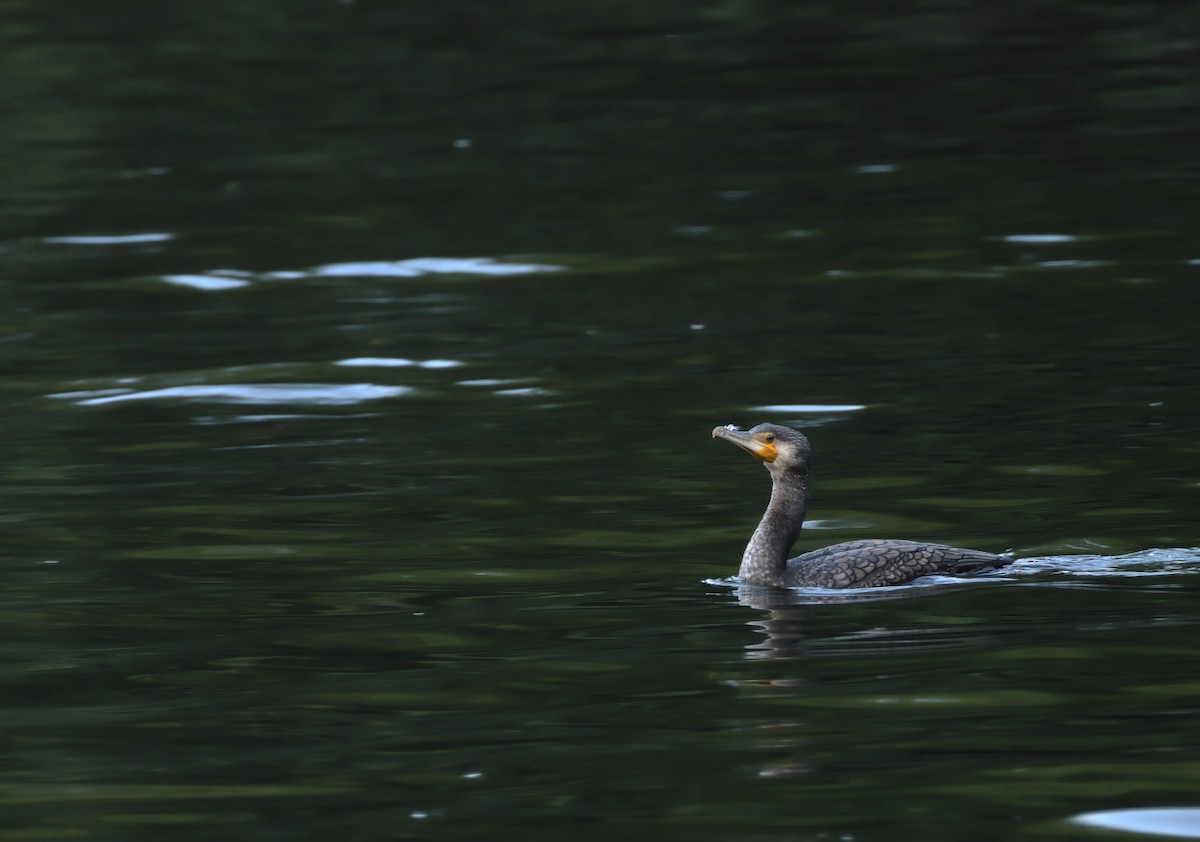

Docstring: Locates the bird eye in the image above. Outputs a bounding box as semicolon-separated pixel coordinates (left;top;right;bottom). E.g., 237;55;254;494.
765;433;776;443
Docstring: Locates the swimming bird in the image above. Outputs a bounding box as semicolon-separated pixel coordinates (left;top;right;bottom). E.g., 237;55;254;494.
713;423;1008;588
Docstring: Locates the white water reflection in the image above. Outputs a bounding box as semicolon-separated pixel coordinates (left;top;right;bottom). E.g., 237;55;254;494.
156;257;561;290
51;383;412;407
1071;808;1200;838
287;257;560;278
456;378;550;397
162;274;250;291
457;378;528;387
494;387;552;397
749;404;867;413
335;357;463;369
705;547;1200;608
47;356;479;410
1003;234;1078;244
43;233;175;245
1004;547;1200;579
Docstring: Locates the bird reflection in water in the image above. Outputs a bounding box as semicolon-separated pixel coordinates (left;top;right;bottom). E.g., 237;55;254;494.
731;582;922;659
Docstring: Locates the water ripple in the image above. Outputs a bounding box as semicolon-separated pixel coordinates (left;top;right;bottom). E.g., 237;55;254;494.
335;357;462;369
748;404;867;413
51;383;412;407
283;257;561;278
1071;808;1200;838
43;233;175;245
1003;234;1079;244
161;274;250;291
704;547;1200;606
157;257;562;290
1004;547;1200;579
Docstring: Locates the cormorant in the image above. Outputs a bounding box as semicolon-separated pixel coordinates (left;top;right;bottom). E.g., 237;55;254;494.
713;423;1008;588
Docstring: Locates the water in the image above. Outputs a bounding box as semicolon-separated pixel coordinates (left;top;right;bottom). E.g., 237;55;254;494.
3;2;1200;840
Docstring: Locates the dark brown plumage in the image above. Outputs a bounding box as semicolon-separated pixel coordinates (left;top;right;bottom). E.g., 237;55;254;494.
713;423;1008;588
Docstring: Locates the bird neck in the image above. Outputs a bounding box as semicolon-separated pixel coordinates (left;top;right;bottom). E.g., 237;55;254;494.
739;467;810;586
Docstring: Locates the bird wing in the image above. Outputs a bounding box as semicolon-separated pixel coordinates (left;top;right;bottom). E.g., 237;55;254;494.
787;540;1002;588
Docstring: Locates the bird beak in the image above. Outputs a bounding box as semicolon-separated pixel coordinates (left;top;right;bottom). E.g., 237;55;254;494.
712;426;778;463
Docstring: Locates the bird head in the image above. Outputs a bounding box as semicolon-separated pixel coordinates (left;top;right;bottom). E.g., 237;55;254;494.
712;423;812;474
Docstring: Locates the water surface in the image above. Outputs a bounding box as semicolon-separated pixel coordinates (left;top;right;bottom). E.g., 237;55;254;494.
3;2;1199;840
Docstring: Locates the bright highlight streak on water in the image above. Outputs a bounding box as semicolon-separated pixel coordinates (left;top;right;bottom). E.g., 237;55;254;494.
162;274;251;290
335;358;463;369
43;233;175;245
51;383;413;406
1003;234;1078;243
1071;809;1200;839
157;257;562;290
272;257;561;279
749;404;867;412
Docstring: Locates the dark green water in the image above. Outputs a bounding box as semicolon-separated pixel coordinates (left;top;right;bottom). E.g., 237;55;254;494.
3;3;1199;840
